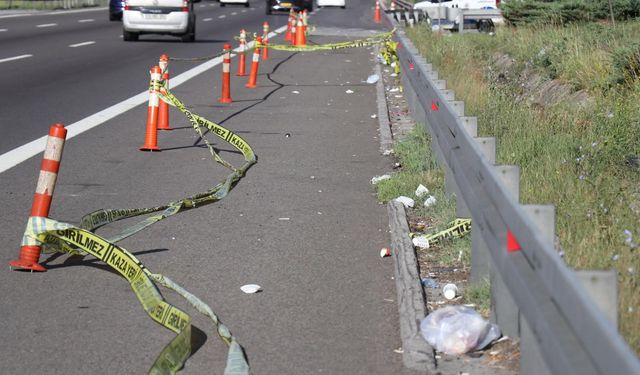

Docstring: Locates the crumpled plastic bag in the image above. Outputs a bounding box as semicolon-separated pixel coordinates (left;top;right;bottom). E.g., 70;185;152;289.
420;305;501;355
395;196;415;208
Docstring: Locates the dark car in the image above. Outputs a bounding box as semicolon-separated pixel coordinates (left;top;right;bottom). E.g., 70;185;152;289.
109;0;124;21
265;0;312;14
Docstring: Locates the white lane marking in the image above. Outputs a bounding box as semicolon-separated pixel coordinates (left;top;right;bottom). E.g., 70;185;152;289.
0;28;7;32
0;54;33;64
69;41;96;48
36;23;57;28
241;9;247;12
218;14;226;18
78;19;95;23
203;17;212;21
0;25;288;174
231;11;237;15
199;4;205;7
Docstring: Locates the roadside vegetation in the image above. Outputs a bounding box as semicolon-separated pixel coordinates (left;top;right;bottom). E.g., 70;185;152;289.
394;3;639;354
0;0;106;10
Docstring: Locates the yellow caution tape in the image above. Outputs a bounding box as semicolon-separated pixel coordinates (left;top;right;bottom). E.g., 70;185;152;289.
411;218;472;248
24;217;249;375
256;29;396;52
22;82;257;247
20;84;256;374
379;39;400;74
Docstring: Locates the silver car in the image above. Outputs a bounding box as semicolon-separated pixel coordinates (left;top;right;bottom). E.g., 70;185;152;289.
122;0;196;42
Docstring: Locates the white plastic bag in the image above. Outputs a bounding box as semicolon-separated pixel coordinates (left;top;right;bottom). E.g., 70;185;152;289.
420;305;501;355
415;184;430;198
395;196;415;208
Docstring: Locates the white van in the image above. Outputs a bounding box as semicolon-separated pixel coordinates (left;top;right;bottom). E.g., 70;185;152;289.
414;0;500;11
413;0;502;31
122;0;196;42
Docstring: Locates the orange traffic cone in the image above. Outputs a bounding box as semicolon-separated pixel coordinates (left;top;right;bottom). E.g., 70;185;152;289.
157;71;173;130
9;123;67;272
157;54;172;130
295;14;306;46
245;37;262;89
374;0;381;22
219;43;233;103
262;21;270;60
285;10;294;42
290;15;297;45
140;66;162;151
236;29;247;76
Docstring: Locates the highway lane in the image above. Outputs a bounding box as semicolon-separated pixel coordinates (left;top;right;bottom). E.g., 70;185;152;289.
0;1;404;374
0;1;289;156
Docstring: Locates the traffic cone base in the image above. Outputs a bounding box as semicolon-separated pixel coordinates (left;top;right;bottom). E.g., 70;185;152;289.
9;246;46;272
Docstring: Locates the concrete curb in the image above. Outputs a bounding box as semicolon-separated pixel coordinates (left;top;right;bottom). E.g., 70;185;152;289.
375;39;436;371
387;201;436;372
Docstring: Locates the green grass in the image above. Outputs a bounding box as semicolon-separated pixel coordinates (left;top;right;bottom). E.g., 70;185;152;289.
405;21;640;353
465;277;491;317
376;125;471;269
0;0;107;10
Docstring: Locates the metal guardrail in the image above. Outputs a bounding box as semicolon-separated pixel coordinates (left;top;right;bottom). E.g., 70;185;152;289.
390;25;640;375
385;0;424;26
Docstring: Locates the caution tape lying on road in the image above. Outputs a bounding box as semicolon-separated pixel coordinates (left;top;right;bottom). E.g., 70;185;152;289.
66;82;257;244
24;217;249;375
22;85;256;374
410;218;472;249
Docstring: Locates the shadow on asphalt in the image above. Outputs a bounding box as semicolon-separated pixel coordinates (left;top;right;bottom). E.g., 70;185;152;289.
191;325;208;357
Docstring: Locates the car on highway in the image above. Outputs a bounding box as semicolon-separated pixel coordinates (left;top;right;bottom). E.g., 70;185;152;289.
122;0;197;42
265;0;312;14
109;0;125;20
220;0;250;7
317;0;345;8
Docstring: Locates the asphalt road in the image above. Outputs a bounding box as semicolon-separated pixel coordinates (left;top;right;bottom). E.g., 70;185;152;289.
0;1;285;154
0;1;412;374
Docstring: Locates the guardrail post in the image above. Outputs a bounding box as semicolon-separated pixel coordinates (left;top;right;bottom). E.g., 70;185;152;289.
441;89;455;101
519;205;556;375
468;137;495;285
442;100;469;217
487;166;521;338
576;270;618;328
